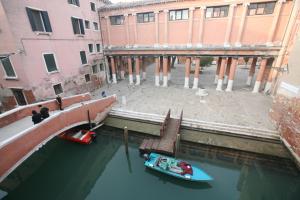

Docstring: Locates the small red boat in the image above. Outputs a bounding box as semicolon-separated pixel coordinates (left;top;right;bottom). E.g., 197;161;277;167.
58;129;96;145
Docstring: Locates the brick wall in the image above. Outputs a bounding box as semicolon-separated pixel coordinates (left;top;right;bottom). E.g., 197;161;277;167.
270;95;300;159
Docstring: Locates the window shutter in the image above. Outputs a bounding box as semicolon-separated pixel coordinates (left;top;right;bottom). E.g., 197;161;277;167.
41;11;52;32
79;19;85;34
71;17;77;34
26;8;37;31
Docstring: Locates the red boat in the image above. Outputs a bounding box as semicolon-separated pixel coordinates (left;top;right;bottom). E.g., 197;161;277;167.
58;129;96;145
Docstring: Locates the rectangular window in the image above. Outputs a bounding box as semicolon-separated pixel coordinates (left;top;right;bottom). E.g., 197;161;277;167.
26;8;52;32
206;6;229;18
80;51;87;64
93;22;99;30
0;56;16;77
169;9;189;21
248;2;276;16
85;74;91;82
110;15;124;25
71;17;85;35
43;53;58;72
85;20;90;29
53;83;63;95
137;12;155;23
88;44;93;53
92;65;98;74
90;2;96;11
68;0;80;6
96;44;100;52
99;63;104;71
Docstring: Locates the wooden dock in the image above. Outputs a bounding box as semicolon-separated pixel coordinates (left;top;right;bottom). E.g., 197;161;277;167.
139;110;183;156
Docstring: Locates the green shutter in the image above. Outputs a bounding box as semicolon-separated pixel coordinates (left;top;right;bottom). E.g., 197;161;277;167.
43;54;57;72
80;51;87;64
41;11;52;32
26;7;37;31
1;57;16;77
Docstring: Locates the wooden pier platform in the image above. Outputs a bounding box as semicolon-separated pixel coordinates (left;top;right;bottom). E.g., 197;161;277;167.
139;110;183;156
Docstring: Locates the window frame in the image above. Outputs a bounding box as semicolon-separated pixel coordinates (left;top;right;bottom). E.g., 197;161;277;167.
85;20;90;29
110;15;125;25
80;50;87;65
42;52;59;73
247;2;276;16
169;9;189;21
205;5;229;18
92;65;98;74
90;2;96;12
85;74;91;82
26;7;52;33
0;56;17;79
68;0;80;7
53;83;64;95
71;16;85;35
96;44;101;52
137;12;155;23
88;44;94;53
93;22;99;30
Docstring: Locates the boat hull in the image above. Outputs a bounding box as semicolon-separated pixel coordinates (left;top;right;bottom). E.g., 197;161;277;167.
144;153;213;182
58;129;95;145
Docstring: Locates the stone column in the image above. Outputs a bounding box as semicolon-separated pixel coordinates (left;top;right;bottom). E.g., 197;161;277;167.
224;57;232;85
155;57;160;86
159;56;163;81
120;57;125;79
252;58;268;93
184;57;191;88
198;6;206;47
110;56;117;83
141;57;146;80
154;11;159;46
193;57;201;89
188;7;195;47
246;57;257;86
216;57;227;91
214;57;222;84
164;10;169;47
235;3;249;46
167;56;171;80
224;4;236;46
105;16;111;47
163;56;168;87
135;56;140;85
264;58;276;93
127;57;133;85
267;0;284;45
104;56;111;83
226;57;238;92
133;13;138;46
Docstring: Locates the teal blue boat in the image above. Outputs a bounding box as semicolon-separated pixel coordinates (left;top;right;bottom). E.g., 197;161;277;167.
144;153;213;182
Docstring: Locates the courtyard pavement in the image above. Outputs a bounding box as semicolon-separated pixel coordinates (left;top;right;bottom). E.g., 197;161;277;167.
92;62;276;131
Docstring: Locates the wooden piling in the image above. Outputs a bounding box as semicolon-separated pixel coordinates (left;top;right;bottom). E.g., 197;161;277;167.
175;133;180;157
124;126;129;154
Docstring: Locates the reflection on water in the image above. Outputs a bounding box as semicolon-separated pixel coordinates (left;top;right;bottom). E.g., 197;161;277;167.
0;126;300;200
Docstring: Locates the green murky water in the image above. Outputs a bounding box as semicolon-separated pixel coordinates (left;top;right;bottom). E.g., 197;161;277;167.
1;127;300;200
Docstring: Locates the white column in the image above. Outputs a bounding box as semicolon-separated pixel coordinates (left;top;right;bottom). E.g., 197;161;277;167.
155;76;160;86
112;74;117;83
129;74;133;85
192;78;199;89
136;75;141;85
163;76;168;87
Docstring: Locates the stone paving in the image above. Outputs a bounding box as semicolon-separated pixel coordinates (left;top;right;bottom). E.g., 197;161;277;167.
92;62;276;131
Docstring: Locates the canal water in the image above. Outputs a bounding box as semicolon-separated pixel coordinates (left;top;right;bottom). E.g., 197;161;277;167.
0;127;300;200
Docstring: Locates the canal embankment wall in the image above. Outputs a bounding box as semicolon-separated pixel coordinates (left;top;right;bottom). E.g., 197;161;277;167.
105;108;290;159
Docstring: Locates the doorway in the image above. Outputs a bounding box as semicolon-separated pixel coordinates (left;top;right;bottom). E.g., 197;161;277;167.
11;88;27;106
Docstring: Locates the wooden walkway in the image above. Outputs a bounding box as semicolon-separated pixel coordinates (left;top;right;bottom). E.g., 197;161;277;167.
139;110;183;156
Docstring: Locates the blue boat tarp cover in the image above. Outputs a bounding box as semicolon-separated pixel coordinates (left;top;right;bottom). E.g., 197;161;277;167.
144;153;213;182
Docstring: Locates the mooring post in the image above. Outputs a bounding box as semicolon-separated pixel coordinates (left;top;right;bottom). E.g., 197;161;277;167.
124;126;129;154
175;133;180;157
87;110;92;129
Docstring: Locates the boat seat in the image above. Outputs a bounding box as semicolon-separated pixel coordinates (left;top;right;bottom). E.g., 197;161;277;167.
73;131;83;139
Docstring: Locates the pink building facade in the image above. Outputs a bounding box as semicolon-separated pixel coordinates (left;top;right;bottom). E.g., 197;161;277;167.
99;0;299;92
0;0;109;112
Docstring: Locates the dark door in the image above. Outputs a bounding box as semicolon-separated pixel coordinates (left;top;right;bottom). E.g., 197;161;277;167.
11;89;27;105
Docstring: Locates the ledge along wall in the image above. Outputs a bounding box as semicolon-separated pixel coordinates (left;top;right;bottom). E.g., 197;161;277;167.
104;114;290;159
0;95;116;182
